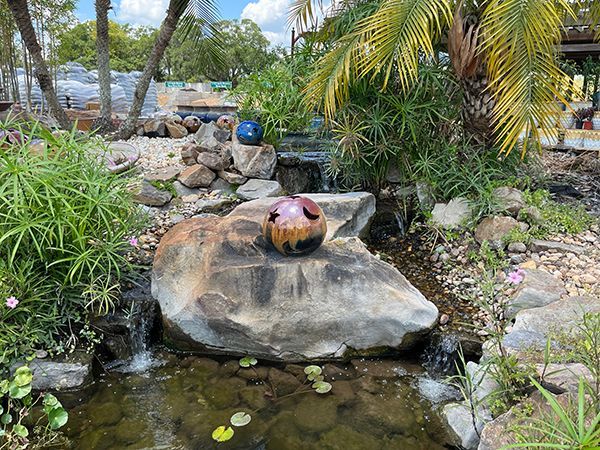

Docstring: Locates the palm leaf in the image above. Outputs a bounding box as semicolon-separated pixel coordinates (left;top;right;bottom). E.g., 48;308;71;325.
480;0;576;155
305;0;452;118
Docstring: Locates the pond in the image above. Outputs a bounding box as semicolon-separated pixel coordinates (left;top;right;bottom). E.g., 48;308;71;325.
62;350;459;449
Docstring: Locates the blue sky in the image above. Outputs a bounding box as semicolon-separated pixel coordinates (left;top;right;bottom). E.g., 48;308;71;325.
75;0;292;45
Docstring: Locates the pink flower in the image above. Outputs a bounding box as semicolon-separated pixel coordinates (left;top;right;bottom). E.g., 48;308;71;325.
5;296;19;309
507;269;525;284
128;236;138;247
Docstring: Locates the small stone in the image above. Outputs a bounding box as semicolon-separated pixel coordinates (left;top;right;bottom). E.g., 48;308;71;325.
530;239;586;255
178;164;216;188
144;166;181;182
236;179;283;200
430;197;473;229
165;121;188;139
475;216;519;249
218;170;248;185
439;314;450;325
133;181;172;206
181;194;199;203
492;186;525;216
181;143;200;165
507;242;527;253
197;152;231;171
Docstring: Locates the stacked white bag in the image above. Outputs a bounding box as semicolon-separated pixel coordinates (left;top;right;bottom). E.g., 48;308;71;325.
15;62;157;115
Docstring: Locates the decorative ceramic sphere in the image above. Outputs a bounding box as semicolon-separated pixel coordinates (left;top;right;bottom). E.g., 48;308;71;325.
182;115;201;133
262;196;327;256
216;114;236;131
236;120;263;145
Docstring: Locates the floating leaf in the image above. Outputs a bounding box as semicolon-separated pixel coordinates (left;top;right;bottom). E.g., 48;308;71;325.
212;425;234;442
312;381;332;394
13;366;32;387
239;357;258;368
8;381;31;399
1;413;12;425
43;393;62;413
230;412;252;427
304;365;322;378
12;424;28;438
48;407;68;430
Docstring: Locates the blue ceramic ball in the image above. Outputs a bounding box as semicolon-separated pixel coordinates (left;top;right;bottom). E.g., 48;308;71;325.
236;121;264;145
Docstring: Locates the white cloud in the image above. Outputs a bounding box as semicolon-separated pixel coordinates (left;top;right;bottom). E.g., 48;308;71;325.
117;0;169;26
241;0;291;45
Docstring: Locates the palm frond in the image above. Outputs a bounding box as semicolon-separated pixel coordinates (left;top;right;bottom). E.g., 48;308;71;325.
305;0;452;118
481;0;576;155
288;0;323;31
175;0;225;71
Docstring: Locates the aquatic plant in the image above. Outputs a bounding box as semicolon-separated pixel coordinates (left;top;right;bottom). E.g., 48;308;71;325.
0;366;68;448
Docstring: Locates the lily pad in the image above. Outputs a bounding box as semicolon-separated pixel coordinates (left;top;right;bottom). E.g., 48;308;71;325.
12;424;28;438
48;407;68;430
212;425;235;442
239;357;258;368
230;412;252;427
13;366;32;387
304;365;322;376
312;381;332;394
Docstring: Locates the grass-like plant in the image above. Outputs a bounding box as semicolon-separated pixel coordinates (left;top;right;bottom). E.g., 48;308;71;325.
506;378;600;449
0;120;144;368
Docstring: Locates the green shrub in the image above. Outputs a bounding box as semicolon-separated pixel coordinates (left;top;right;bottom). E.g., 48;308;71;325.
523;189;595;237
230;61;313;145
0;121;144;367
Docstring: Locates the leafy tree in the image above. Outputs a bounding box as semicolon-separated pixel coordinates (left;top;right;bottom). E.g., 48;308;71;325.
164;19;280;84
290;0;600;155
56;21;158;73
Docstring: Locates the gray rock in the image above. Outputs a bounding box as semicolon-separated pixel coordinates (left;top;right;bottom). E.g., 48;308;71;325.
133;181;172;206
152;211;438;361
475;216;519;249
386;162;402;183
144;166;181;182
230;192;376;240
165;121;188;139
518;205;543;224
502;296;600;362
143;119;166;137
507;242;527;253
194;197;233;212
232;142;277;179
178;164;216;188
492;186;525;216
431;197;472;229
180;143;200;165
197;136;221;153
194;122;230;144
236;179;282;200
535;363;594;394
466;362;500;408
12;352;93;391
530;239;586;255
416;181;435;211
218;170;247;185
506;269;566;316
173;180;203;198
443;401;489;450
197;151;230;171
209;177;235;194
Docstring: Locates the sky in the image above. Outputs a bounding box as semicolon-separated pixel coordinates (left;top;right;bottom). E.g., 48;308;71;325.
75;0;293;46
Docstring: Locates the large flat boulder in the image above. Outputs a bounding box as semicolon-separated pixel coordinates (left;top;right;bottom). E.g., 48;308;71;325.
152;197;437;361
230;192;376;240
501;296;600;362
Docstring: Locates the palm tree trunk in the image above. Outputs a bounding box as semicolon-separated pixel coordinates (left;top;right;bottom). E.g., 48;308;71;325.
6;0;69;129
114;0;181;140
461;71;495;144
95;0;113;133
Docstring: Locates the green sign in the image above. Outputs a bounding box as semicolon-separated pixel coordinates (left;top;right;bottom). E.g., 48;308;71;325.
210;81;232;90
165;81;185;88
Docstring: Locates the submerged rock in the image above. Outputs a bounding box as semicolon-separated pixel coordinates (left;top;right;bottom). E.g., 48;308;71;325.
12;351;93;391
152;194;437;361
